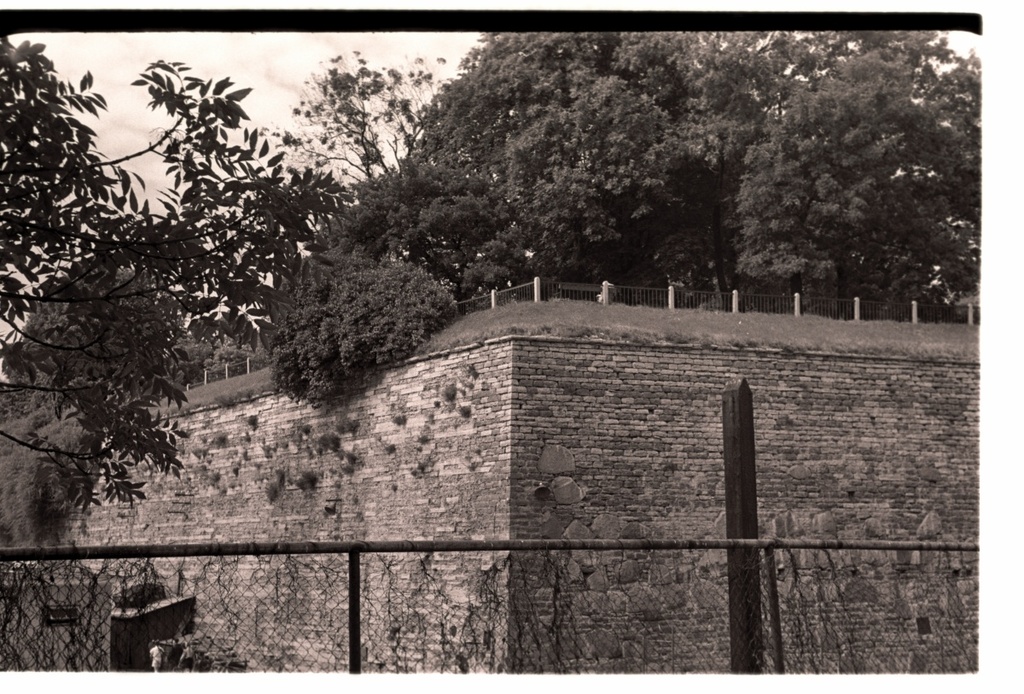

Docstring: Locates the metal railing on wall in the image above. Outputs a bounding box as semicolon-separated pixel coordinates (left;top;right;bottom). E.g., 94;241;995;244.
185;358;255;391
458;278;980;327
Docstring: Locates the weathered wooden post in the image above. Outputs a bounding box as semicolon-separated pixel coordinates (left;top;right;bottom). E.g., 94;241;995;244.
722;378;765;673
967;303;974;326
534;276;541;303
732;289;739;314
491;289;497;309
794;293;801;317
911;300;918;324
601;281;610;306
854;297;861;321
668;285;675;310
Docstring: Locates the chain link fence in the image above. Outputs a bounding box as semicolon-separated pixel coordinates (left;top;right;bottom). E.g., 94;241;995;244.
0;539;978;674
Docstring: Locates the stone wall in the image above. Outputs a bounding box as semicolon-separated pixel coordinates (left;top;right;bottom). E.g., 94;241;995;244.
71;339;515;546
61;335;978;673
509;337;978;544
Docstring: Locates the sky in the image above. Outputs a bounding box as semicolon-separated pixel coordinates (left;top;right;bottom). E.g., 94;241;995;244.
7;31;486;189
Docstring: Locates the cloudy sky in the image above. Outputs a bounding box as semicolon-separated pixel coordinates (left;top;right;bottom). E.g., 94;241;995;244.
7;31;485;188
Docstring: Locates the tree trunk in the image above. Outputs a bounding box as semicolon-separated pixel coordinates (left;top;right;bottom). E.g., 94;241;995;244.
835;260;849;300
789;272;803;295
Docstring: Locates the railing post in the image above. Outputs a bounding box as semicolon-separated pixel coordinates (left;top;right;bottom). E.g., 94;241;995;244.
911;300;918;324
246;358;250;375
732;289;739;314
794;292;801;317
225;363;229;380
534;276;541;303
491;289;497;309
668;285;675;310
602;281;610;306
204;370;208;386
854;297;860;321
722;378;764;673
968;303;974;326
349;550;361;674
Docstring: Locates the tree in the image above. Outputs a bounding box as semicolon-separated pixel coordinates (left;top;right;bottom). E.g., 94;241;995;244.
0;37;347;506
735;32;980;301
270;252;456;403
421;32;703;286
338;161;528;300
275;52;445;184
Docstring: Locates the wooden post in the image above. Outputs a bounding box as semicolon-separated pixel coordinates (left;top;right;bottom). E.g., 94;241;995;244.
225;363;229;380
732;289;739;314
794;293;801;317
668;285;675;310
912;300;918;324
491;289;497;309
602;281;610;306
534;276;541;303
854;297;860;321
722;378;764;673
349;550;361;674
968;303;974;326
204;370;208;386
246;358;250;375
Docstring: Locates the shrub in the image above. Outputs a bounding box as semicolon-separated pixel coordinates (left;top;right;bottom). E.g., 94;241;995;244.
442;382;458;402
246;414;259;430
316;432;342;454
295;469;320;492
266;469;287;502
271;253;457;402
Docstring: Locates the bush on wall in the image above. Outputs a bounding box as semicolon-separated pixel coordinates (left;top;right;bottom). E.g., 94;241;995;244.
271;252;456;402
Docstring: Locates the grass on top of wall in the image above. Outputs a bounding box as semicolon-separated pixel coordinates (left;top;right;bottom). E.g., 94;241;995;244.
171;301;976;414
168;368;274;414
417;301;979;361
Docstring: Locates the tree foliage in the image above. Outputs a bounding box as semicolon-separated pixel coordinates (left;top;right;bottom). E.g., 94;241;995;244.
0;37;347;506
275;53;445;184
306;31;978;302
270;252;456;403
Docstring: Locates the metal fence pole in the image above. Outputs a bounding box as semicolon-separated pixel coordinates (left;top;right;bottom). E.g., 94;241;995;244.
763;545;785;673
349;550;361;674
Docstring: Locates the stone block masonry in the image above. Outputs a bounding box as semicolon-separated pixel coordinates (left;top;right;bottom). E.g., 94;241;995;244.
62;335;977;673
509;337;978;545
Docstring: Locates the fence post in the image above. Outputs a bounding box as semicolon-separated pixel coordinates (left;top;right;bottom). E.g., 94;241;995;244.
602;281;610;306
349;550;362;674
968;303;974;326
722;378;764;673
534;277;541;303
794;293;801;317
854;297;860;321
732;289;739;314
225;363;229;380
912;300;918;324
763;545;785;673
668;285;675;310
204;370;208;386
491;289;497;309
246;358;250;375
